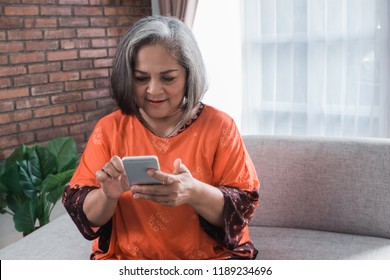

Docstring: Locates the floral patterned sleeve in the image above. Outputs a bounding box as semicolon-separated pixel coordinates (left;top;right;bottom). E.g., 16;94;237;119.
62;185;110;241
199;186;260;258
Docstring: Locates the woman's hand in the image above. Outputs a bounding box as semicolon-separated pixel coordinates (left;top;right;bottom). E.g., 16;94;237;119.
95;155;131;200
130;158;194;207
130;158;225;227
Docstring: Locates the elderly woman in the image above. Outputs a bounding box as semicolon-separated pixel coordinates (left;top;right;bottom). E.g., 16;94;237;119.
63;15;259;260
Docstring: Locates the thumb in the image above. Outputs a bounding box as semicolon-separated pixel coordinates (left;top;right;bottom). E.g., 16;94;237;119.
173;158;189;174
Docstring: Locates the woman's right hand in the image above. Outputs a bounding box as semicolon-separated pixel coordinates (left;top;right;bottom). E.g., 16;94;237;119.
95;155;131;200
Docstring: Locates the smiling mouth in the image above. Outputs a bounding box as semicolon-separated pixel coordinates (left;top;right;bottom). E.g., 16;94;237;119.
147;99;166;104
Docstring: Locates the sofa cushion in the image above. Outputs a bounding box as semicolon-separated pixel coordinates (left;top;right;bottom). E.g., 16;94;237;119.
244;136;390;239
250;226;390;260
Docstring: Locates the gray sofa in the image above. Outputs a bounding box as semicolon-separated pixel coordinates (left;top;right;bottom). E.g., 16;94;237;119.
1;135;389;260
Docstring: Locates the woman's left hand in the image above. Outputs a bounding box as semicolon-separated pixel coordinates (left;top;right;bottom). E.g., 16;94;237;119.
130;158;195;207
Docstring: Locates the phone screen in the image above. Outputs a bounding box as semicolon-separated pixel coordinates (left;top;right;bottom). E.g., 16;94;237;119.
122;156;162;185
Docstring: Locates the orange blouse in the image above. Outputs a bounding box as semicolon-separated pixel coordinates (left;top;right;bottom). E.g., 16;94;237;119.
68;104;259;260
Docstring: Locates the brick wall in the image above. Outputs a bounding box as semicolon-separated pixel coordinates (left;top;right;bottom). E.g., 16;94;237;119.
0;0;152;160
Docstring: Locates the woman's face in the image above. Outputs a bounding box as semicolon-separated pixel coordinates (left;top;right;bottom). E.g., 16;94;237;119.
133;44;186;121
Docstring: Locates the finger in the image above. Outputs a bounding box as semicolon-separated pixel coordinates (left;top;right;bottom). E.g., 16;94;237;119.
173;158;190;174
132;184;170;195
96;169;112;184
101;162;122;180
148;169;178;185
110;155;125;173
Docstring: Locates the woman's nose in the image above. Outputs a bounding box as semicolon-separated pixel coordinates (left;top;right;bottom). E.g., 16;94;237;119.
146;79;162;95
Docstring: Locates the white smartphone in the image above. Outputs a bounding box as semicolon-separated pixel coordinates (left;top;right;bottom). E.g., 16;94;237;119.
122;155;163;185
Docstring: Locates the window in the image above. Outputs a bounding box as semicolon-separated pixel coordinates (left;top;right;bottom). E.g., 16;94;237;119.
242;0;389;137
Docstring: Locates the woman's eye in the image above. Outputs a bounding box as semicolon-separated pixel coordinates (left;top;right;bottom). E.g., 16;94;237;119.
162;77;175;83
134;76;148;82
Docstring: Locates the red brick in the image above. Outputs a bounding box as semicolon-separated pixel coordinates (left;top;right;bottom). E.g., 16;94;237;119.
0;100;14;112
0;17;23;29
10;52;45;64
0;78;12;88
24;18;57;28
107;27;128;37
34;105;66;118
18;118;52;131
70;133;85;144
69;120;96;135
74;6;103;16
77;28;106;38
101;17;134;27
104;7;132;16
82;88;110;100
0;55;7;65
36;126;69;142
95;78;110;88
53;113;84;126
51;92;82;104
91;38;117;48
94;58;113;68
0;87;29;100
84;107;112;121
81;68;109;79
0;110;32;124
63;60;92;71
61;39;90;49
41;6;72;16
14;73;48;86
97;97;116;109
31;83;63;96
26;40;59;51
0;66;27;77
59;17;89;27
90;17;118;27
4;6;39;16
47;50;78;61
45;29;76;39
16;97;49;109
0;133;35;151
59;0;89;4
49;71;80;82
22;0;57;4
0;42;24;53
65;80;94;91
67;103;77;113
118;17;137;26
108;47;117;57
7;29;43;40
90;0;116;5
76;100;97;111
79;49;107;58
0;123;17;136
0;66;26;77
28;62;61;74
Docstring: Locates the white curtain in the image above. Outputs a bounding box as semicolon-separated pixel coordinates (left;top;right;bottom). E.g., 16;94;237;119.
242;0;389;138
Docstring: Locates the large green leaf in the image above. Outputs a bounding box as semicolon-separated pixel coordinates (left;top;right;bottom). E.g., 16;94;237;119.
46;137;77;172
42;169;75;203
0;181;7;214
0;163;22;196
13;199;37;233
35;146;57;182
17;160;38;199
4;145;28;165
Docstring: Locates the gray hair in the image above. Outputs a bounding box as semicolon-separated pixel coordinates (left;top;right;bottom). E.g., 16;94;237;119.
111;15;208;130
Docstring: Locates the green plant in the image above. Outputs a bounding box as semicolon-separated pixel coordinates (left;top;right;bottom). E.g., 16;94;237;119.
0;137;78;235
